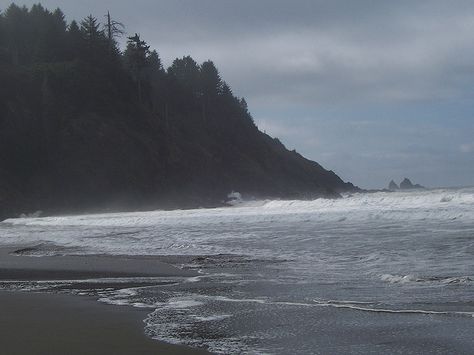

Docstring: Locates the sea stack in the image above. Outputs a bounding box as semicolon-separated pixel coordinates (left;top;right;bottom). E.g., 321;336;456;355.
400;178;414;189
388;180;399;191
400;178;425;190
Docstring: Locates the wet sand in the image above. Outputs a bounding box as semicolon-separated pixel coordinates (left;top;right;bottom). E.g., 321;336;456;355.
0;247;210;354
0;292;210;355
0;247;197;280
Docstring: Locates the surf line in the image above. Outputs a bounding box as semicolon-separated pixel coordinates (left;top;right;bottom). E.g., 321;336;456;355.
182;294;474;319
311;300;474;318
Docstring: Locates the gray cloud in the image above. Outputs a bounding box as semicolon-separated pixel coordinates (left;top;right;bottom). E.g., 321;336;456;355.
7;0;474;105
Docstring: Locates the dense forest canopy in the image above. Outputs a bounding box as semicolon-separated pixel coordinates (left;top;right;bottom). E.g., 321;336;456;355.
0;3;354;218
0;3;251;115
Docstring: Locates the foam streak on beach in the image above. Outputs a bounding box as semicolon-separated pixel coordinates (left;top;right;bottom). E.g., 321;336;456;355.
1;188;474;354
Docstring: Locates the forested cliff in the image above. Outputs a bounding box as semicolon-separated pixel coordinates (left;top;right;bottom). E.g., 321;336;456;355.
0;4;356;219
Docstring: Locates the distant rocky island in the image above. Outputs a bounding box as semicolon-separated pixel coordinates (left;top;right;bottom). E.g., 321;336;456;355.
388;178;425;191
0;4;357;220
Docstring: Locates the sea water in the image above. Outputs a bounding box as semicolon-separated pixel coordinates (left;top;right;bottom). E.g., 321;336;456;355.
1;188;473;354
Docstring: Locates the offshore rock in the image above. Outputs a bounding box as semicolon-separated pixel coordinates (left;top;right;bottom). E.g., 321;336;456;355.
400;178;425;190
388;180;399;191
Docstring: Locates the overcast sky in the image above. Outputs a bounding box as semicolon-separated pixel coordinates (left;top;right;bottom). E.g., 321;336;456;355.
3;1;474;188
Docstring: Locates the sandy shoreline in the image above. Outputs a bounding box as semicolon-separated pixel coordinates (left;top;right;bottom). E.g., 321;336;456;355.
0;247;197;279
0;291;210;355
0;247;210;354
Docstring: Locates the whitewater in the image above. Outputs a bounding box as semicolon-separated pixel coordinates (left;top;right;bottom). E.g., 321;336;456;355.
1;187;474;354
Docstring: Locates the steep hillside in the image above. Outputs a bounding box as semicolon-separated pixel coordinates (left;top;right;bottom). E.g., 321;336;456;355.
0;4;356;219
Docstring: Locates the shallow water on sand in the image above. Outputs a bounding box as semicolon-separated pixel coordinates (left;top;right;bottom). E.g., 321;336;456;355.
1;188;474;354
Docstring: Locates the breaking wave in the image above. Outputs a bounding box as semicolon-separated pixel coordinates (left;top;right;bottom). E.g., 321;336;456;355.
3;188;474;229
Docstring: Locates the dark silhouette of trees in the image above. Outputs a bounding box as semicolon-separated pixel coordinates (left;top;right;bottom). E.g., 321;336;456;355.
0;3;350;220
66;20;81;59
200;60;222;97
0;10;6;61
168;56;201;97
0;3;254;120
124;33;151;104
146;50;166;113
199;60;221;121
80;15;102;43
3;4;30;64
0;4;68;64
80;15;108;63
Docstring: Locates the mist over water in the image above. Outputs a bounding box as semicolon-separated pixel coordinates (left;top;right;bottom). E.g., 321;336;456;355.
1;188;474;354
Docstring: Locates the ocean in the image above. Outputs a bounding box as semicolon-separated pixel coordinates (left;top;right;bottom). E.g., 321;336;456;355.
1;187;473;354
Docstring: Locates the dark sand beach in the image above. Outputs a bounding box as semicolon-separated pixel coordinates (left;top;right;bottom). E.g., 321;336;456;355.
0;292;210;355
0;247;210;355
0;247;197;280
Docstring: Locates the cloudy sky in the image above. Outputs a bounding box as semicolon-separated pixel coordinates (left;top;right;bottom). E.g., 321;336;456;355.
3;1;474;188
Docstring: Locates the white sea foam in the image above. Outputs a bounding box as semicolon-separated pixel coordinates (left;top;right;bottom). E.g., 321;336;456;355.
2;187;473;354
206;296;474;318
0;276;178;286
1;188;473;257
144;295;271;355
311;300;474;318
192;314;232;322
165;297;204;309
381;274;419;284
381;274;473;285
203;295;269;304
4;187;474;227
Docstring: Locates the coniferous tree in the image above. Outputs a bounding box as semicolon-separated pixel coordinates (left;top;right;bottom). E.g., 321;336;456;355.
199;60;221;121
68;20;81;38
239;98;248;112
80;15;107;63
200;60;222;97
80;15;102;43
147;50;162;72
124;33;151;104
3;4;29;64
146;50;166;113
220;81;233;98
0;11;6;62
49;8;67;58
29;5;67;62
168;56;201;97
66;20;82;60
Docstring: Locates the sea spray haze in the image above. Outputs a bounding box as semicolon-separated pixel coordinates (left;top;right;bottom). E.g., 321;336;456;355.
1;187;474;353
